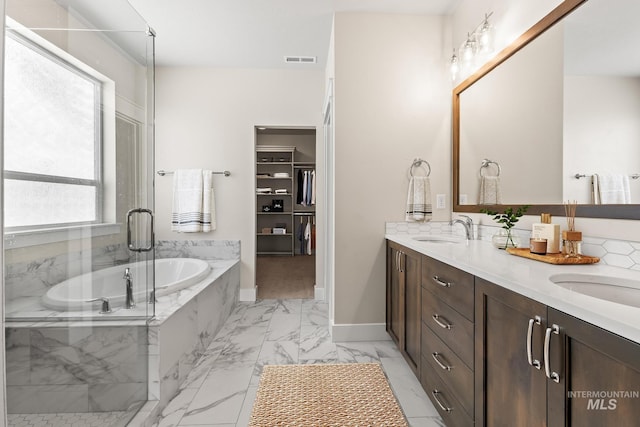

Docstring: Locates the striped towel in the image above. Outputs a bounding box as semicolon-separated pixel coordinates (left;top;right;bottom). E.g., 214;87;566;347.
171;169;216;232
405;177;432;222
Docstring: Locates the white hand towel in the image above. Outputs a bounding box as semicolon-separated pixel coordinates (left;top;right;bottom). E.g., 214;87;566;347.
595;173;631;204
479;176;502;205
171;169;216;233
405;176;432;222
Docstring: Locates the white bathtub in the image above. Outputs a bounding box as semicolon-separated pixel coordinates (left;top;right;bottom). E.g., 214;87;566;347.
42;258;211;311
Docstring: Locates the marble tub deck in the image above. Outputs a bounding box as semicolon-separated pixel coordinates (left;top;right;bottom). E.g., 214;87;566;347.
5;259;240;423
151;299;445;427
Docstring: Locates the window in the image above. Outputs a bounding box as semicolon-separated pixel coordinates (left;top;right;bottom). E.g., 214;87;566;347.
4;32;102;230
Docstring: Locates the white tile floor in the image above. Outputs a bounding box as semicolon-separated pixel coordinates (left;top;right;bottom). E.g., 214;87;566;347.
152;299;444;427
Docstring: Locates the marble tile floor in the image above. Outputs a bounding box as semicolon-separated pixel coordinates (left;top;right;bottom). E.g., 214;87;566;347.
152;299;445;427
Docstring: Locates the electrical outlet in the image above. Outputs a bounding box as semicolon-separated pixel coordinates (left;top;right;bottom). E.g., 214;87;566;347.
436;194;446;209
460;194;468;205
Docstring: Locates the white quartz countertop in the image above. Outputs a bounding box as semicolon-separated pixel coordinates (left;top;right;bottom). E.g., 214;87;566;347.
386;233;640;344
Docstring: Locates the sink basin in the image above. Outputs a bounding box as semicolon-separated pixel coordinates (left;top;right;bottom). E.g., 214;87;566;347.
412;235;465;244
549;273;640;308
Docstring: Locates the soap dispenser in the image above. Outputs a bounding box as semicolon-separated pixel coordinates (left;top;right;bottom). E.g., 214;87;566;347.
532;213;560;254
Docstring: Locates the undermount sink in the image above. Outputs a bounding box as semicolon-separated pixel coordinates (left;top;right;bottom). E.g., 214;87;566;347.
411;235;465;244
549;273;640;308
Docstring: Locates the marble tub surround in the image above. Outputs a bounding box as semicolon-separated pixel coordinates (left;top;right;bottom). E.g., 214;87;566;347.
155;239;240;261
5;324;148;414
4;243;130;314
386;221;640;270
148;260;240;411
386;233;640;344
150;299;444;427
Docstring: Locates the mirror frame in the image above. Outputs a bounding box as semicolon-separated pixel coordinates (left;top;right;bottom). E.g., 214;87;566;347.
452;0;640;220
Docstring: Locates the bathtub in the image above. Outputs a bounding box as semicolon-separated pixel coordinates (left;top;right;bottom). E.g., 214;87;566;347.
42;258;211;311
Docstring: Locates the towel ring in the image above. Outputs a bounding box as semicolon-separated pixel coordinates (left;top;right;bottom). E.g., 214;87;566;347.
409;158;431;178
480;159;501;177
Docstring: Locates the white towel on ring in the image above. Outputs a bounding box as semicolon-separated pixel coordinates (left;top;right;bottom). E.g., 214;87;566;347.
479;176;502;205
405;176;432;222
171;169;216;232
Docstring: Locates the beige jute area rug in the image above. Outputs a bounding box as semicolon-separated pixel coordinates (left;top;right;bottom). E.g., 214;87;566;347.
249;363;409;427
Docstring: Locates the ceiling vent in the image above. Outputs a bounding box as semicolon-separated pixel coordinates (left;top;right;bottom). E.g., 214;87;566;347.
284;56;317;64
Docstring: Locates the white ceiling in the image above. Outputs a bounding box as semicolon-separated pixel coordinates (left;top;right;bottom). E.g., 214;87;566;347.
126;0;462;67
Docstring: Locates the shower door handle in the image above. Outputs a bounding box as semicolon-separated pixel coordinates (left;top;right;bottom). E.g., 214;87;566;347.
127;208;155;252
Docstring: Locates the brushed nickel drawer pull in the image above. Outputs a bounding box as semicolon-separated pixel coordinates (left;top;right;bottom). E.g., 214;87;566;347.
432;352;452;371
526;316;542;370
544;323;560;383
432;275;452;288
431;390;453;412
432;314;452;330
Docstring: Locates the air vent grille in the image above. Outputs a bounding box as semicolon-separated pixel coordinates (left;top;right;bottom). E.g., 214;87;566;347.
284;56;317;64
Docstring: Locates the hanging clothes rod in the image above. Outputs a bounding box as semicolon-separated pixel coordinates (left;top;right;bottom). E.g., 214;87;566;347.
574;173;639;180
294;212;316;216
157;170;231;177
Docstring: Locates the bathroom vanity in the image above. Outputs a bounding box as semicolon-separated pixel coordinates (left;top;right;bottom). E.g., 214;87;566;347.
385;235;640;427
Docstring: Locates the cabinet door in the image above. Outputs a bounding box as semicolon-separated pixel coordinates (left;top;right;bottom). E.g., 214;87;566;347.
475;278;547;427
547;308;640;427
386;243;403;346
403;249;421;374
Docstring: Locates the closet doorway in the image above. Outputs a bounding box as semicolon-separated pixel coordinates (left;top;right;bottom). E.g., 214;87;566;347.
255;127;316;299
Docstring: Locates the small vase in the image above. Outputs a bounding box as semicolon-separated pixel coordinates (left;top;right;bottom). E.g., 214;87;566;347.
492;229;520;249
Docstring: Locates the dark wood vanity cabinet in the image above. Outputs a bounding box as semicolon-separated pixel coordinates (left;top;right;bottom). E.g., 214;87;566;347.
476;277;640;427
420;256;475;427
386;241;421;375
387;240;640;427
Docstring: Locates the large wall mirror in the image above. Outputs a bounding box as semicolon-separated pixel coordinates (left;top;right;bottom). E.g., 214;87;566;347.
453;0;640;219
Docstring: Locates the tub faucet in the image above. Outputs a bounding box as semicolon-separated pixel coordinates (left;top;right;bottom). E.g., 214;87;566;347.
124;267;136;309
451;215;474;240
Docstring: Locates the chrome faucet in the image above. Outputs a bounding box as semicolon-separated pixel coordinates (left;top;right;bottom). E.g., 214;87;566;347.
451;215;474;240
124;267;136;309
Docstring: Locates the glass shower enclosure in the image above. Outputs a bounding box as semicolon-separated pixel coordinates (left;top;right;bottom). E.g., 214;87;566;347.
3;0;155;425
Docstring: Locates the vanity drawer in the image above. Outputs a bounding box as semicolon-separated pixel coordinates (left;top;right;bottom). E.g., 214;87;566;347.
422;324;474;417
422;256;474;321
421;356;474;427
422;289;474;368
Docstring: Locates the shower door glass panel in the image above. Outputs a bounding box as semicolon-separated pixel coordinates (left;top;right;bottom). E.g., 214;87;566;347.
3;0;155;424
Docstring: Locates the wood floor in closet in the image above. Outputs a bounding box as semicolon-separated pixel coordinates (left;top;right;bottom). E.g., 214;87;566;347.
256;255;315;299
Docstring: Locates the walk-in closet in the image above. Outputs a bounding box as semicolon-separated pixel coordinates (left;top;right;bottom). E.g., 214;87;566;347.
255;127;316;299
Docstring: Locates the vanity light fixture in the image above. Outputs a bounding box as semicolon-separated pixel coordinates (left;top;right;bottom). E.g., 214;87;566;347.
449;48;460;81
478;13;495;54
450;12;494;80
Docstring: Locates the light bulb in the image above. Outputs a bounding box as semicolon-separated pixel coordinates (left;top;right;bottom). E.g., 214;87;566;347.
478;15;494;54
450;49;459;81
461;33;476;64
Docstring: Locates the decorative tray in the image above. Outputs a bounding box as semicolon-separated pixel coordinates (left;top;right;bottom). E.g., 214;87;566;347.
506;248;600;265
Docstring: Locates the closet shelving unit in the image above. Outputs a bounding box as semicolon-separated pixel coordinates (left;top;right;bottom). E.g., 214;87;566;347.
256;146;295;256
256;144;316;256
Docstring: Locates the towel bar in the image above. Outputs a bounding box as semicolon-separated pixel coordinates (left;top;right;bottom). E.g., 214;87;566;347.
575;173;639;180
157;170;231;177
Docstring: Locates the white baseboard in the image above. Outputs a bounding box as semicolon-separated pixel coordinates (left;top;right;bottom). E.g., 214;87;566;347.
239;286;257;302
314;285;325;301
331;323;391;342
